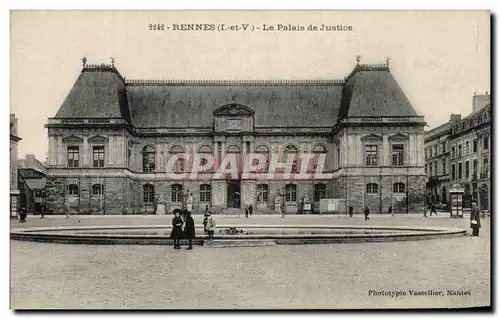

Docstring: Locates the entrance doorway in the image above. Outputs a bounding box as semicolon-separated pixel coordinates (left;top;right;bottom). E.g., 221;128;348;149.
227;181;241;208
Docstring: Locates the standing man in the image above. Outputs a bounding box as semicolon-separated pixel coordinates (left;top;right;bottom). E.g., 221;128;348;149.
430;203;437;216
364;205;370;221
248;204;253;217
184;211;196;250
348;205;353;218
470;201;481;236
388;205;393;217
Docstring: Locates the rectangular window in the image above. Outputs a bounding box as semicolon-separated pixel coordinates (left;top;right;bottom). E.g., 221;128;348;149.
451;146;456;159
465;161;470;178
143;185;154;203
391;144;404;166
257;184;269;203
473;139;478;153
365;145;377;166
429;164;433;177
458;145;462;157
442;142;446;153
483;158;489;174
425;148;427;159
67;146;79;168
366;183;378;194
199;185;211;202
451;164;456;180
171;185;183;202
128;148;131;168
483;136;489;150
442;159;446;175
458;162;463;179
465;141;469;155
434;145;438;157
473;159;478;177
92;146;105;168
285;184;297;202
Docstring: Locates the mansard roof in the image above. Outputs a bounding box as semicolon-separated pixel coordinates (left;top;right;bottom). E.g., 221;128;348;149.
52;61;419;129
55;64;131;122
339;64;418;119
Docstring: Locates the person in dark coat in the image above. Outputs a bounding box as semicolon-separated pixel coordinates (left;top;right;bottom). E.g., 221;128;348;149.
364;206;370;221
203;211;209;235
181;204;189;222
245;205;249;218
170;211;184;249
388;205;393;217
430;203;437;216
184;211;196;250
348;205;353;218
19;208;27;223
470;201;481;236
248;204;253;216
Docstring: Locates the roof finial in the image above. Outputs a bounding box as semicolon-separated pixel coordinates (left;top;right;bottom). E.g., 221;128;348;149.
82;56;87;67
356;55;361;65
385;56;391;67
110;57;115;67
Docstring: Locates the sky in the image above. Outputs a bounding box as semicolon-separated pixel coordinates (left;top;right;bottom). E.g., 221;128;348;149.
10;10;490;161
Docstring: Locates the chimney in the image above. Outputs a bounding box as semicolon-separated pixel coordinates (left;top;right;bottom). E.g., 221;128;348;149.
473;93;491;113
450;114;462;123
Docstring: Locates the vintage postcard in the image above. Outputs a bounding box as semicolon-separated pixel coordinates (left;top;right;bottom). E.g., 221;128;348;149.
9;10;491;310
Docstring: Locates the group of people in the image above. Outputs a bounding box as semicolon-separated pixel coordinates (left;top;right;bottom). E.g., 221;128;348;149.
170;205;216;250
347;205;371;221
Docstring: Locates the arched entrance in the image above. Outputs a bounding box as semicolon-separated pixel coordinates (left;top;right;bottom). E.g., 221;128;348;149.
227;181;241;208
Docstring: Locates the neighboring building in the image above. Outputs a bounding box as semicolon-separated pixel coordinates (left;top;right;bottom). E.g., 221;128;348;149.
424;114;462;204
449;93;491;212
10;114;21;217
18;154;47;214
45;60;426;215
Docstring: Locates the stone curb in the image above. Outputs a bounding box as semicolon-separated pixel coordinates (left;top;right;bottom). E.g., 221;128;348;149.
10;224;467;246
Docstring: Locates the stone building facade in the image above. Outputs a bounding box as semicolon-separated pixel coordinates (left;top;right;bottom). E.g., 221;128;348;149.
424;114;461;204
10;114;21;217
45;61;426;215
424;92;491;212
449;93;491;211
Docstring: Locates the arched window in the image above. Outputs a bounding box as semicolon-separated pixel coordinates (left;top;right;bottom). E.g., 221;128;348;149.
143;184;155;203
366;183;378;194
171;184;183;203
170;145;184;153
393;182;405;193
284;145;299;173
198;145;212;153
170;145;184;173
199;184;211;202
285;184;297;202
255;145;270;172
313;144;328;170
314;184;326;201
227;145;241;153
198;145;212;166
67;184;79;195
92;184;104;195
257;184;269;203
142;145;156;172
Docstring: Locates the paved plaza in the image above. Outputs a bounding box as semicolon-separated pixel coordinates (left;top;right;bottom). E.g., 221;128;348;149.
10;214;490;309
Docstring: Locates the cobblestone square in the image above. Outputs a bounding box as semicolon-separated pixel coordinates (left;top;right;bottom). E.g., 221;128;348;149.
10;214;490;309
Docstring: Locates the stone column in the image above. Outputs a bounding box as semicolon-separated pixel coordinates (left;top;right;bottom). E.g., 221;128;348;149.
241;139;247;175
48;135;56;166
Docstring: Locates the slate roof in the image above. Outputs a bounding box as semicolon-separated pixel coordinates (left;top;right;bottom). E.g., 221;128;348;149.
53;63;419;128
55;65;130;122
339;64;418;119
126;84;343;128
